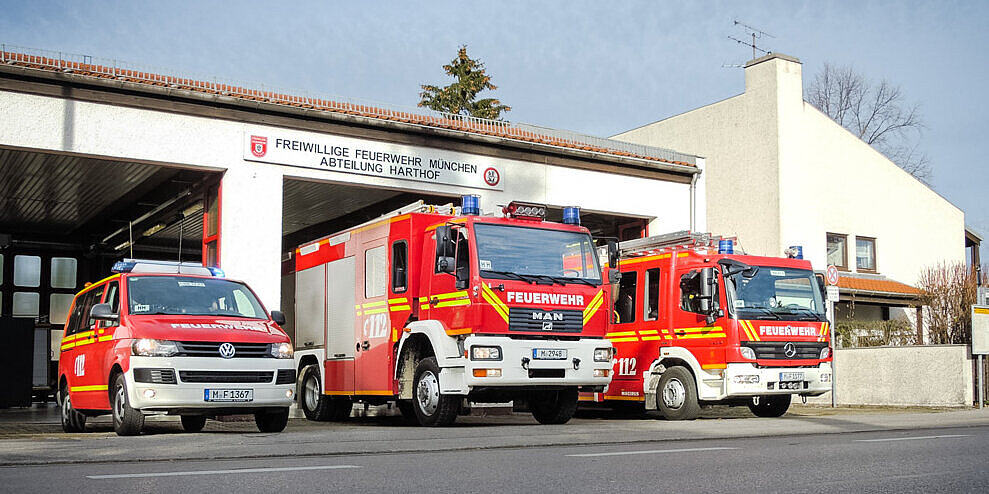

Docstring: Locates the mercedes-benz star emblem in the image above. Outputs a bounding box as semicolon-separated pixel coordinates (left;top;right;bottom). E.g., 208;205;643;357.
783;342;797;358
218;342;236;359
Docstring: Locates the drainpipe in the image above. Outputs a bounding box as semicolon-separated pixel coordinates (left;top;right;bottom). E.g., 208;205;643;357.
689;172;698;231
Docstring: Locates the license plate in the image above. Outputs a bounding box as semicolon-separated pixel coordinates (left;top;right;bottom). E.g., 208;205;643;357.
532;348;567;360
204;388;254;402
779;372;804;382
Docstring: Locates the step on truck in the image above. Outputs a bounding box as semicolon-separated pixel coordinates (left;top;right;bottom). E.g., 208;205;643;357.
587;231;832;419
292;196;616;426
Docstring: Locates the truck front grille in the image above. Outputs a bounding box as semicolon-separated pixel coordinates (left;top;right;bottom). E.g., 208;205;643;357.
178;371;274;383
742;342;827;360
508;308;583;333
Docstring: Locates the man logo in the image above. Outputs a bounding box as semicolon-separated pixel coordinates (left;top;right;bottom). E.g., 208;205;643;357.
783;342;797;358
250;135;267;158
542;321;554;331
531;312;564;321
218;342;236;359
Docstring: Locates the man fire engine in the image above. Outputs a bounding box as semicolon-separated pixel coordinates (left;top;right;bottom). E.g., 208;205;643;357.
588;231;832;419
292;196;615;426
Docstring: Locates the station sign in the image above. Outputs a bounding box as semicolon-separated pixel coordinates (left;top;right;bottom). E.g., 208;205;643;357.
243;129;504;191
973;305;989;355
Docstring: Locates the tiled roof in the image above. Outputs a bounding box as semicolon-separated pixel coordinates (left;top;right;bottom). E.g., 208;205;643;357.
838;276;922;296
0;48;697;169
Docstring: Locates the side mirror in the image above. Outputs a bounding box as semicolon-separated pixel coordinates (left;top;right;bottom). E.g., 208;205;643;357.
435;225;453;258
608;268;622;284
437;256;456;274
270;310;287;326
815;273;826;299
90;303;118;322
606;239;619;269
699;267;714;313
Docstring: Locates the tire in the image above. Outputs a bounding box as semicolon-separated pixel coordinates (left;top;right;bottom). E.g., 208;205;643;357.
255;407;290;433
656;366;701;420
59;385;86;433
748;394;792;417
530;388;579;425
299;365;333;421
111;374;144;436
180;415;207;432
412;357;458;426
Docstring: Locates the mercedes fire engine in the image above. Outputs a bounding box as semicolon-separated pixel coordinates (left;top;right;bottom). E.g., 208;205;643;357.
587;231;832;419
292;196;615;426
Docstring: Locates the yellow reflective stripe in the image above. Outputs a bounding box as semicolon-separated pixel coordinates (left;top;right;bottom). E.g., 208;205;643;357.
582;289;605;325
435;299;471;308
446;327;472;335
434;291;469;300
606;331;637;337
363;301;387;308
363;308;389;315
603;396;645;401
641;336;664;341
608;337;639;343
675;326;723;333
739;322;756;341
60;343;75;351
70;385;108;392
74;338;96;347
702;363;727;369
480;284;509;323
638;329;659;335
677;252;689;257
619;254;668;266
97;336;113;342
746;321;761;341
392;328;399;342
390;305;412;312
676;333;726;339
389;297;409;304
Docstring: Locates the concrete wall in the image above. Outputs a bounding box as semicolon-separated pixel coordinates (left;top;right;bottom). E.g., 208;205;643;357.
613;53;966;284
808;345;974;406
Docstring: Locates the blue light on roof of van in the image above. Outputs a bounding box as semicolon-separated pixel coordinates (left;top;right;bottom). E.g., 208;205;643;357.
208;267;225;278
562;206;581;225
112;261;137;273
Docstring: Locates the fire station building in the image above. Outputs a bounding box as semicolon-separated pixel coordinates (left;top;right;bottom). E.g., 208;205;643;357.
0;48;703;403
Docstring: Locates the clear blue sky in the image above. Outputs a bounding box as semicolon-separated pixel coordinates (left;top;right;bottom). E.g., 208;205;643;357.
2;0;986;261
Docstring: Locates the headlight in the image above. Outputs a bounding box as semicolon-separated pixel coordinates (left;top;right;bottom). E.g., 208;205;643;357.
740;346;756;360
131;339;178;357
471;346;501;361
593;347;613;362
269;342;294;359
820;347;830;359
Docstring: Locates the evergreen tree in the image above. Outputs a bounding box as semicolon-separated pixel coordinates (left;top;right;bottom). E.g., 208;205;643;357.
419;46;511;120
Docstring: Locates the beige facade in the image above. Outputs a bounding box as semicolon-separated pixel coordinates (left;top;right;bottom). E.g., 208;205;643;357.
614;53;965;286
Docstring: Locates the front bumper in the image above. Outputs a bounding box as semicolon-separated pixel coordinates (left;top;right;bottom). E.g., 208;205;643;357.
125;356;295;413
723;362;832;397
461;335;612;388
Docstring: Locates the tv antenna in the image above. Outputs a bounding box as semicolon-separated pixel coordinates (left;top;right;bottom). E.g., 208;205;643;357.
728;19;774;59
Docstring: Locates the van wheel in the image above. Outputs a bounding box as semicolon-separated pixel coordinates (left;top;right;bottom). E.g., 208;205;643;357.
59;385;86;433
412;357;458;426
530;388;579;424
255;408;290;432
180;415;207;432
111;374;144;436
656;366;701;420
748;394;792;417
300;365;332;421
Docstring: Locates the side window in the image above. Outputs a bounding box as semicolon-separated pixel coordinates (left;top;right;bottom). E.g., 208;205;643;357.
365;245;387;298
614;271;637;324
64;293;86;336
645;268;660;321
679;270;718;315
101;281;120;327
85;286;105;330
392;241;408;293
454;229;469;282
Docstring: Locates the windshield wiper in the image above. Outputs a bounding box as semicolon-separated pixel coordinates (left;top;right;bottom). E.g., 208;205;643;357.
773;307;826;321
482;270;540;284
550;276;597;287
740;306;781;320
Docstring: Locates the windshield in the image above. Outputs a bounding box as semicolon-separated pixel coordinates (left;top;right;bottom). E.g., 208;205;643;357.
474;224;601;283
127;276;267;318
724;267;825;321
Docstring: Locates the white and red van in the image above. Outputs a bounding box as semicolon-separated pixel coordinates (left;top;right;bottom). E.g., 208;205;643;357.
56;259;295;436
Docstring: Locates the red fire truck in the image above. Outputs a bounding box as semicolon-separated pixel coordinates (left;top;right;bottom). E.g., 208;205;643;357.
587;231;832;419
291;197;615;426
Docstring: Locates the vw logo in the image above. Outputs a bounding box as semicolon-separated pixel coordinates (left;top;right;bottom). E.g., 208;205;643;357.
218;342;236;359
783;342;797;358
541;321;554;331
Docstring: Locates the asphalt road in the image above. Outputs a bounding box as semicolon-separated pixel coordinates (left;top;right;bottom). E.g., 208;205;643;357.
1;425;986;493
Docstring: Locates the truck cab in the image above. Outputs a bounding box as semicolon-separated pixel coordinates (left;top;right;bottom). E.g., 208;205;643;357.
57;259;295;436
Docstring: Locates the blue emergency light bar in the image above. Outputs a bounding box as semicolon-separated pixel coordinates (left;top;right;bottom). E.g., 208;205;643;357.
111;259;220;276
461;194;481;215
718;239;733;254
562;206;581;226
788;245;804;259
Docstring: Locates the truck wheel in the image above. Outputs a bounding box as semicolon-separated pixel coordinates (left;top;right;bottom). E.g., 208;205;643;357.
412;357;458;426
530;388;579;424
255;407;290;432
748;394;792;417
300;365;333;421
111;374;145;436
656;366;701;420
59;385;86;433
180;415;207;432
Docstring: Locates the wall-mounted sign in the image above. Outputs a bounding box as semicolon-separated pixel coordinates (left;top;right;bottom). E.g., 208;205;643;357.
973;305;989;355
243;130;504;191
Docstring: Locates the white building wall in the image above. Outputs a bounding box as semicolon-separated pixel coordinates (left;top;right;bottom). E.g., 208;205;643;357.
1;89;699;309
613;54;965;284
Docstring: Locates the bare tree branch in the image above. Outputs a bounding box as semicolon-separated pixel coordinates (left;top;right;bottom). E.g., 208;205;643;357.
807;63;931;183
